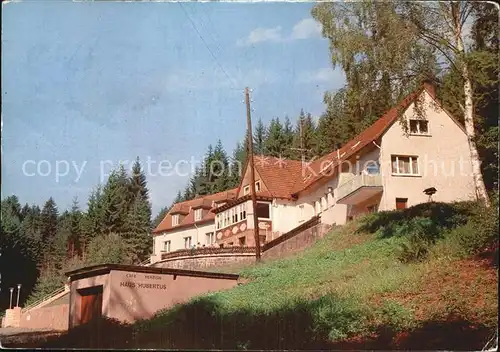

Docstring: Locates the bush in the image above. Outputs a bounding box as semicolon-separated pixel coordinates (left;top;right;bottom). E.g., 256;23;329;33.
310;295;369;340
444;204;498;257
376;300;415;332
357;202;473;237
85;233;133;266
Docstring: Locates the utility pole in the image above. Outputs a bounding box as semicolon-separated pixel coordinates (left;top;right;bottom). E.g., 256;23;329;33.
245;87;261;262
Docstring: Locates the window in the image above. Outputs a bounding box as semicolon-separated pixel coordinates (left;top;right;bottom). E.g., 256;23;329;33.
255;181;261;192
299;204;304;220
206;232;215;245
391;156;419;175
163;241;171;252
366;161;380;175
321;196;327;211
184;236;192;249
409;119;429;135
243;185;250;195
194;208;202;221
217;203;247;230
172;214;179;226
315;200;322;214
240;203;247;221
216;214;221;230
256;202;270;219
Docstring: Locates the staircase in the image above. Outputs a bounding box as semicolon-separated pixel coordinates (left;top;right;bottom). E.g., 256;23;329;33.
21;285;69;314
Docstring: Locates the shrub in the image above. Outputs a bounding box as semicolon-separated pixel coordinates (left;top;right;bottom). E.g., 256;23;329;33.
85;232;133;266
445;204;498;257
376;300;415;332
310;295;369;341
356;202;473;237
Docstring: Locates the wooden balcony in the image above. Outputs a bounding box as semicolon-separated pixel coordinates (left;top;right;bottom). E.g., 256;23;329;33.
337;174;383;205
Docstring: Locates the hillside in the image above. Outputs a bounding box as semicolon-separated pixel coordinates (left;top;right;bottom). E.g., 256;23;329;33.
42;201;498;350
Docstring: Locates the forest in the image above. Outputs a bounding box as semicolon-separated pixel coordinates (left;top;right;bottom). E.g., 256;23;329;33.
1;1;497;313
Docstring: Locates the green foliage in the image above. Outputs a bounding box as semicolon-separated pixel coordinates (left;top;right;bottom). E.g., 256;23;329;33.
40;197;59;267
291;110;317;160
442;204;498;257
253;118;266;155
85;233;133;266
376;301;415;332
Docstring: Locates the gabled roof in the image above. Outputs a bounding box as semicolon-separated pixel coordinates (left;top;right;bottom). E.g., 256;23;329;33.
290;82;440;195
254;156;304;199
153;188;238;234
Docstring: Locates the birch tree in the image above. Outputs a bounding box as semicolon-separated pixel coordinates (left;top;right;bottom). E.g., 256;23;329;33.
401;1;493;206
312;0;495;206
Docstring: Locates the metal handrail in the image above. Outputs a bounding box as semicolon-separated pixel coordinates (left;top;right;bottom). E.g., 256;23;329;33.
138;258;151;266
21;285;66;313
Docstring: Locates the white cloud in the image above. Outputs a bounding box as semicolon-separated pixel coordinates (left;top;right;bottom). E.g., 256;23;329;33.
298;68;337;84
237;18;323;47
236;27;283;47
290;18;322;40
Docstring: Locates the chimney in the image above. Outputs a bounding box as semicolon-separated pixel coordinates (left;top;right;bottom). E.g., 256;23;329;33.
422;79;436;99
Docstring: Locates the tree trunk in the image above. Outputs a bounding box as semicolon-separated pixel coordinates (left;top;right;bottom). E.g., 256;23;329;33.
453;2;491;207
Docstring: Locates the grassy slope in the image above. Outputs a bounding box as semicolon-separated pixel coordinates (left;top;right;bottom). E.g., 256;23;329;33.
43;201;498;350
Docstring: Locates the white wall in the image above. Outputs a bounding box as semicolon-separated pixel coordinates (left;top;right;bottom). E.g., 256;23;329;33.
379;90;476;210
271;199;300;236
153;222;216;255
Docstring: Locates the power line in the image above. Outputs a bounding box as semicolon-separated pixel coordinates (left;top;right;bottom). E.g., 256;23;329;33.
178;2;238;90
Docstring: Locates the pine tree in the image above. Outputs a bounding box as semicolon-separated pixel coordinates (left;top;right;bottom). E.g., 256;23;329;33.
53;211;72;269
68;197;82;258
174;190;183;203
253;118;267;155
292;110;318;160
228;141;246;188
130;157;149;201
282;116;295;158
80;185;104;259
124;196;152;263
212;139;230;192
40;197;59;269
101;166;130;235
264;118;286;157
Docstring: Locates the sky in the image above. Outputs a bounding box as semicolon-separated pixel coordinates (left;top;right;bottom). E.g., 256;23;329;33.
1;0;345;216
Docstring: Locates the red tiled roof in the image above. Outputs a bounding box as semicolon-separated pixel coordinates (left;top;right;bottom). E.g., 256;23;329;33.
254;156;304;199
153;188;238;234
154;83;443;233
290;83;437;195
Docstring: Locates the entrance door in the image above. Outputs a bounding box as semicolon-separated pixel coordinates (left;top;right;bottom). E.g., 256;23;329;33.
396;198;408;210
79;286;103;325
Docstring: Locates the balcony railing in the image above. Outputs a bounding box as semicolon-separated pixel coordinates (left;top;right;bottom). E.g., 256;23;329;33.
337;173;383;202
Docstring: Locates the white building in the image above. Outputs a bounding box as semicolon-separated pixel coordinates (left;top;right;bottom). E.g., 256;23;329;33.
151;82;477;263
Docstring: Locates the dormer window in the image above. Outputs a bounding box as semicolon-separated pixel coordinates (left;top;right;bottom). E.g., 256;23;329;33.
409;119;429;135
243;185;250;195
194;208;202;221
255;181;261;192
172;214;179;226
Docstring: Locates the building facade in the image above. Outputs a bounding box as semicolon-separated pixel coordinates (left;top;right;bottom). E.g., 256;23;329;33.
151;83;476;264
